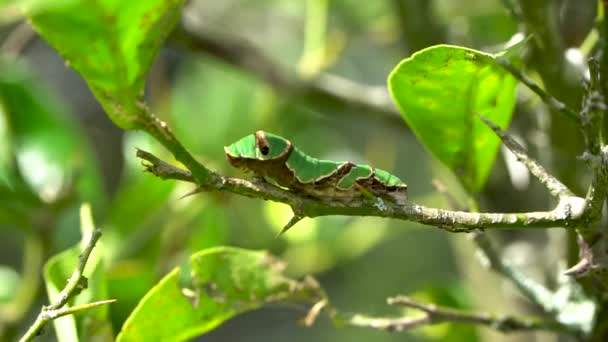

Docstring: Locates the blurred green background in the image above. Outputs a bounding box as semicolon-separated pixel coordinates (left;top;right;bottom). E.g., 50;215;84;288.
0;0;594;341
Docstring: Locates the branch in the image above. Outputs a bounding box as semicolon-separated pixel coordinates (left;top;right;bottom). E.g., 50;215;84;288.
431;180;559;312
19;300;116;342
0;21;36;58
495;57;579;122
169;24;401;122
135;101;220;185
472;233;556;311
136;149;581;232
18;229;111;342
49;229;102;310
343;295;579;336
477;113;576;199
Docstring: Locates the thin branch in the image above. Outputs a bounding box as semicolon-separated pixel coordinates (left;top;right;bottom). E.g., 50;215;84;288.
343;295;579;336
472;233;556;312
18;229;110;342
169;24;400;122
19;300;116;342
495;57;579;122
137;149;582;232
135;101;220;185
136;148;194;182
0;21;36;58
477;113;576;199
431;180;559;312
49;229;102;310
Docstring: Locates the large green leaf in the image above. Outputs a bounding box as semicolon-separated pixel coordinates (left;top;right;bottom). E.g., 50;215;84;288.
28;0;185;129
388;45;517;193
0;58;102;204
117;247;324;341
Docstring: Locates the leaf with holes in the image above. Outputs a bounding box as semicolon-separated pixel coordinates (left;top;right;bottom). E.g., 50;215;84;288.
116;247;324;341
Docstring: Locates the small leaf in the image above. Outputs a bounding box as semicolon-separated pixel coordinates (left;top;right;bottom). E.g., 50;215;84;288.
28;0;185;129
388;45;517;193
117;247;325;341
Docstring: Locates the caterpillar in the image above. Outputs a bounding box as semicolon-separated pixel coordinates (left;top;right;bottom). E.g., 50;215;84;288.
225;131;407;205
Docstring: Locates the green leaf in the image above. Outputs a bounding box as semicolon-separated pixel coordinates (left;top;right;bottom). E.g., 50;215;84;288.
0;266;20;303
28;0;185;129
0;58;102;204
388;45;517;193
0;99;11;187
117;247;324;341
43;205;112;341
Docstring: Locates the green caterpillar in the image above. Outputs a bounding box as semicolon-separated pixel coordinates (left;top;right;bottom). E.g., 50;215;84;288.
225;131;407;204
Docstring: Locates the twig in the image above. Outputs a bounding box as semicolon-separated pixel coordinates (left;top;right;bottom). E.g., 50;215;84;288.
477;113;576;199
472;233;556;312
136;148;194;182
18;229;110;342
431;180;558;312
343;296;578;336
135;101;219;185
0;21;36;58
390;296;576;335
49;229;102;310
137;149;582;232
495;57;579;122
303;299;328;327
19;300;116;342
169;24;400;122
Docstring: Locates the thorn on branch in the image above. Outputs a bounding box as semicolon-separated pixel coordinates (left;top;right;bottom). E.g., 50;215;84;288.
278;215;304;237
564;231;598;277
302;299;328;327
